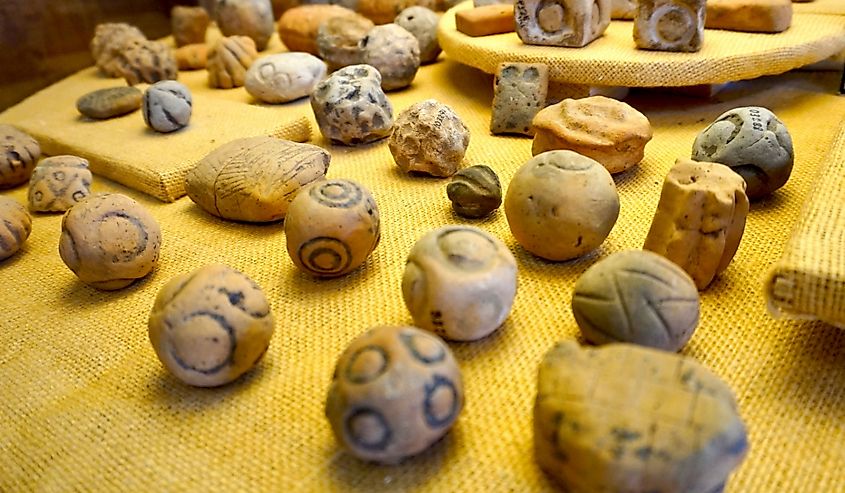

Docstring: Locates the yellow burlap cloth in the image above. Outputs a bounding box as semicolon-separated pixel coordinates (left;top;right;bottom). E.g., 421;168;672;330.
794;0;845;16
2;58;845;490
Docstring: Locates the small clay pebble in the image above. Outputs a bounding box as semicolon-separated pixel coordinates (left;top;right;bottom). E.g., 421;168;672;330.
316;15;375;71
402;225;517;341
691;106;794;199
634;0;705;52
142;81;193;133
174;44;208;70
284;179;380;277
279;5;359;55
58;193;162;290
357;0;437;25
490;62;549;136
90;23;147;77
505;150;619;261
117;39;179;85
185;136;330;222
310;64;394;145
360;24;421;91
389;99;469;177
515;0;610;47
0;125;41;189
394;7;441;64
148;264;274;387
27;156;93;213
171;6;210;47
572;249;700;351
207;36;259;89
0;197;32;261
535;341;748;492
245;53;327;104
215;0;275;51
611;0;637;19
76;87;143;120
446;165;501;218
325;325;464;463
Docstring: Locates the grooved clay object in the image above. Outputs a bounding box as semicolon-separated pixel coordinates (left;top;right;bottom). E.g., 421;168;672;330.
447;165;502;218
491;62;549;136
455;4;516;37
117;40;179;85
317;16;375;71
643;158;749;290
395;7;441;64
76;87;142;120
207;36;258;88
27;156;93;213
634;0;705;52
357;0;437;25
215;0;275;51
515;0;611;47
326;325;464;463
171;6;210;47
279;5;359;55
706;0;792;33
143;81;192;133
174;44;208;70
90;23;147;77
245;53;327;104
389;99;469;177
0;125;40;189
360;24;421;91
0;197;31;261
611;0;637;18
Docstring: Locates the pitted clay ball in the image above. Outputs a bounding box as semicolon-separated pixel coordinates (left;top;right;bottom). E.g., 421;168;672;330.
0;125;40;189
0;197;31;261
143;81;192;133
171;6;210;47
326;325;464;463
90;23;147;77
394;7;441;64
215;0;275;51
310;64;394;145
148;264;274;387
505;150;620;261
572;250;700;351
76;87;143;120
117;39;179;85
691;106;794;199
58;193;162;290
316;15;375;71
447;165;502;218
389;99;469;177
245;53;327;104
207;36;259;89
402;225;517;341
360;24;420;91
27;156;93;212
285;179;380;277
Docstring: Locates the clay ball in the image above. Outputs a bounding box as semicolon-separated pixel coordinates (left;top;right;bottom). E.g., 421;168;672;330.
28;155;93;212
90;23;147;77
360;24;421;91
505;150;620;261
215;0;275;51
58;193;162;290
446;165;502;218
116;39;178;85
316;15;374;71
394;7;441;64
143;81;192;133
389;99;470;177
245;53;327;104
278;5;360;55
0;197;32;261
171;6;210;47
207;36;259;89
0;125;40;189
284;179;380;277
326;325;464;463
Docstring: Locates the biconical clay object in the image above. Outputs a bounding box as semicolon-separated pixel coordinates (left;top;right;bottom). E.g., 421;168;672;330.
90;23;147;77
76;86;143;120
572;249;700;351
535;341;748;493
611;0;637;18
357;0;437;25
117;39;179;85
0;125;40;189
59;193;162;290
143;81;193;133
27;156;93;213
515;0;611;47
171;6;210;47
634;0;705;53
447;165;502;218
402;225;517;341
326;325;464;463
0;197;32;261
360;24;421;91
285;179;380;277
148;264;274;387
394;7;441;64
316;15;375;71
185;137;330;222
691;106;794;199
532;96;653;174
505;150;619;261
644;158;749;290
310;64;394;145
174;44;208;70
215;0;275;51
207;36;259;89
245;53;327;104
389;99;470;177
279;5;359;55
491;62;549;136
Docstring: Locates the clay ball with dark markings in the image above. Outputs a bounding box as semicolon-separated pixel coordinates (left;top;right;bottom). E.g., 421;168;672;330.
143;80;193;133
326;325;463;463
446;165;501;218
28;155;93;212
0;125;40;189
149;264;274;387
116;39;178;86
0;197;32;261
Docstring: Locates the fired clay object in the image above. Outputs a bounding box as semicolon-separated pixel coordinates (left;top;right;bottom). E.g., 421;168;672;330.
634;0;705;52
207;36;258;89
515;0;611;47
0;197;31;261
611;0;637;18
447;165;502;218
143;81;192;133
389;99;469;177
215;0;275;51
171;6;210;47
455;4;516;37
395;7;441;64
491;62;549;136
27;156;93;212
0;125;40;189
76;87;142;120
316;16;375;70
117;40;179;85
278;5;359;55
174;44;208;70
90;23;147;77
357;0;437;24
705;0;792;33
360;24;421;91
245;53;327;103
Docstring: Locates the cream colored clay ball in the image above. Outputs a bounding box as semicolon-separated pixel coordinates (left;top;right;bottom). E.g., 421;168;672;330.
402;225;517;341
0;197;32;261
285;179;380;277
149;264;274;387
389;99;470;177
505;150;619;261
58;193;161;290
326;325;464;463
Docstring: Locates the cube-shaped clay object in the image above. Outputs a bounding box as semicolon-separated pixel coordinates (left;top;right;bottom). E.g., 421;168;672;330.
491;62;549;135
515;0;611;47
634;0;705;52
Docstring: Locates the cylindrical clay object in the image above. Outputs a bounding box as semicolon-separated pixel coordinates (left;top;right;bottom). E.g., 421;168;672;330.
359;23;420;91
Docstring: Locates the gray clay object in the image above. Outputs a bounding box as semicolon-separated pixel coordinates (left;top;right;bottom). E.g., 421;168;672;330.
446;165;502;218
316;15;374;71
515;0;611;47
143;81;192;133
634;0;705;52
76;87;143;120
245;53;327;104
360;24;421;91
394;7;441;64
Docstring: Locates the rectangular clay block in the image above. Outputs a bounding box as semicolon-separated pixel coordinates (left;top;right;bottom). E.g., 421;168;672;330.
456;5;516;37
491;62;549;135
706;0;792;33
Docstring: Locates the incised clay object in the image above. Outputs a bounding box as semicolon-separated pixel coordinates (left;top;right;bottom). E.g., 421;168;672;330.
360;24;420;91
0;197;32;261
515;0;611;47
278;5;359;55
691;106;794;199
76;87;142;120
357;0;437;25
215;0;275;51
148;264;274;387
446;165;502;218
185;136;330;222
532;95;653;174
316;15;375;71
245;53;327;104
455;4;516;37
117;40;179;85
0;125;40;189
705;0;792;33
535;341;748;492
90;23;147;77
505;150;619;261
310;64;394;145
174;44;208;70
643;158;749;290
285;179;380;277
634;0;705;52
491;62;549;136
143;81;193;133
207;36;259;88
171;6;210;47
27;156;93;213
59;193;162;290
395;7;441;64
389;99;470;177
326;325;464;463
572;249;700;351
402;225;517;341
611;0;636;18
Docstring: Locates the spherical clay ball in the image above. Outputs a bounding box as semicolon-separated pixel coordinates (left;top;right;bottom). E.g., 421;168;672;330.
572;250;700;351
505;150;619;261
0;197;32;261
0;124;40;189
143;81;192;133
325;325;464;463
394;7;441;64
58;193;162;290
360;24;420;91
148;264;274;387
285;179;380;277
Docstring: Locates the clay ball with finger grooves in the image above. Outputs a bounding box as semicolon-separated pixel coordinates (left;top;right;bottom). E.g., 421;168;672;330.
0;125;40;189
0;197;32;261
207;36;259;89
446;165;501;218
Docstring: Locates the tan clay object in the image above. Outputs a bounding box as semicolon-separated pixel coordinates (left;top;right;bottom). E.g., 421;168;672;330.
90;23;147;77
572;249;700;351
0;197;32;261
278;5;359;55
515;0;611;47
284;179;380;277
395;7;441;64
207;36;258;89
532;96;653;174
0;125;40;189
76;87;142;120
171;6;210;47
357;0;437;25
326;325;464;463
148;264;274;387
117;40;179;85
705;0;792;33
316;15;375;71
215;0;275;51
611;0;637;18
59;193;162;290
185;137;330;222
174;44;208;70
643;158;749;290
402;225;517;341
360;24;421;91
634;0;705;53
389;99;470;177
455;4;516;37
505;150;619;261
491;62;549;136
535;341;748;492
27;156;93;213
